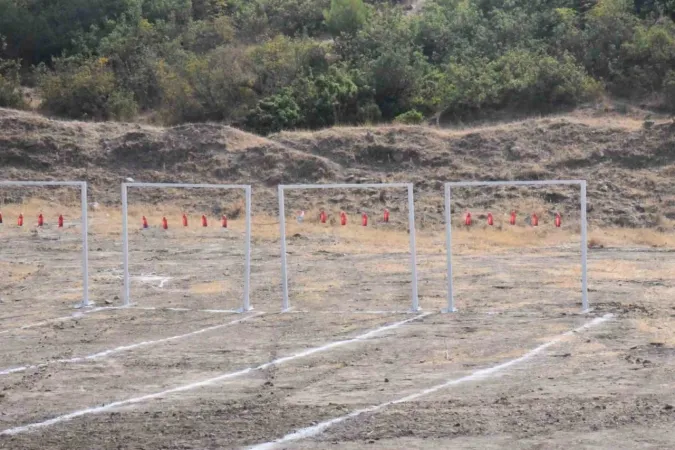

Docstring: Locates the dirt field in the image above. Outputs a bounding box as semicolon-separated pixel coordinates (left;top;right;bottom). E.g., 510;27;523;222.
0;199;674;449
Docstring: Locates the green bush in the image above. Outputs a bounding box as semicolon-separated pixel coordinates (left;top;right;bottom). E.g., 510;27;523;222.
664;70;675;110
324;0;369;36
394;109;424;124
442;50;601;117
156;47;256;124
245;88;301;134
37;57;138;120
0;58;25;108
265;0;329;36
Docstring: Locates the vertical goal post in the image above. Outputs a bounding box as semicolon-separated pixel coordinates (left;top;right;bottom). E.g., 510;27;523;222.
444;180;588;313
121;182;252;312
278;183;420;312
0;180;90;308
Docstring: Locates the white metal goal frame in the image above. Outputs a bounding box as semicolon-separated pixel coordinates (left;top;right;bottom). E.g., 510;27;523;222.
444;180;589;313
278;183;420;312
121;182;252;312
0;180;90;308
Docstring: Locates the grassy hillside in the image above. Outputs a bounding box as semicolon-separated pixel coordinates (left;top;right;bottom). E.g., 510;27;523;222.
1;106;673;229
1;0;675;133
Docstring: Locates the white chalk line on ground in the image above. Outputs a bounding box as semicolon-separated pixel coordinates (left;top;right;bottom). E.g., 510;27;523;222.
0;305;241;336
285;310;419;315
0;313;263;377
0;308;109;335
248;313;614;450
0;312;430;436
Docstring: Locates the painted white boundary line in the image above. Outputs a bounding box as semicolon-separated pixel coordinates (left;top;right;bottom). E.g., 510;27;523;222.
249;313;614;450
0;306;239;336
91;306;240;314
0;313;263;376
0;309;106;335
0;313;430;436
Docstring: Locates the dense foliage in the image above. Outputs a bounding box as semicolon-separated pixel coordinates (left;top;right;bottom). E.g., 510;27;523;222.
1;0;674;132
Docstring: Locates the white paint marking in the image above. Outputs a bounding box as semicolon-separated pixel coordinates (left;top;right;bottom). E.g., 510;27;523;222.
0;313;429;436
0;313;263;376
88;306;239;314
285;310;418;315
249;314;614;450
136;274;172;289
0;308;110;335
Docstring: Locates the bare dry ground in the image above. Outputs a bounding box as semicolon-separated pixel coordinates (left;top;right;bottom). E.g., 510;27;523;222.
0;198;673;449
0;108;673;448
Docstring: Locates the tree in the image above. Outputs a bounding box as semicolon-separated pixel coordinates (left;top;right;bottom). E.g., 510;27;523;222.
324;0;369;36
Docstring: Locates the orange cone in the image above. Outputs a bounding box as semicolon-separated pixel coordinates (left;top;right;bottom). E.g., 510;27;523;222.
555;212;561;228
531;213;539;227
465;212;472;226
362;213;368;227
383;209;390;223
0;211;3;224
182;214;188;227
58;215;64;228
162;217;168;230
142;216;148;229
221;215;228;228
18;213;23;227
37;213;44;227
201;215;208;227
340;211;347;226
509;211;516;225
487;212;494;226
320;210;327;224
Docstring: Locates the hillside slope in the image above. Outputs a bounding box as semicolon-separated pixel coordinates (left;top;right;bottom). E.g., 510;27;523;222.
0;108;674;228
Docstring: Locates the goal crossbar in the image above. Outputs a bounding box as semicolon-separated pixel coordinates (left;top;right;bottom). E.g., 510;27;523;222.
278;183;420;312
0;180;90;308
121;182;252;312
444;179;588;313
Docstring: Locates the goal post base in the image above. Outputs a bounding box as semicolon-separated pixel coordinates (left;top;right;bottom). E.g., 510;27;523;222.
73;300;95;309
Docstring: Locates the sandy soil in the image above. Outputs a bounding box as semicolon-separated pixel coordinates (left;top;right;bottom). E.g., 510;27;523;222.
0;202;674;449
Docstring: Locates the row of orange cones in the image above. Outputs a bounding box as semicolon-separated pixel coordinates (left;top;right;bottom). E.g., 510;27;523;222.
305;209;390;226
465;211;562;227
143;214;227;230
0;212;64;228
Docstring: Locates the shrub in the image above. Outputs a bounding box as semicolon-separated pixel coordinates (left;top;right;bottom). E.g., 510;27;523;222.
664;70;675;110
245;88;301;134
37;57;138;120
394;109;424;124
443;50;601;117
156;47;256;124
265;0;329;36
324;0;369;36
0;58;25;108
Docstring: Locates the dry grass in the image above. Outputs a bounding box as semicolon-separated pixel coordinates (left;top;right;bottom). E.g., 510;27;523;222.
589;228;675;248
190;281;230;295
635;318;675;346
2;201;675;252
0;261;40;281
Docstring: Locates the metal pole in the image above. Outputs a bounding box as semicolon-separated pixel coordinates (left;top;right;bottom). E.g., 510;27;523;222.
407;185;420;312
80;183;90;307
580;181;589;312
242;186;252;312
279;186;290;311
443;184;456;312
121;184;131;306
